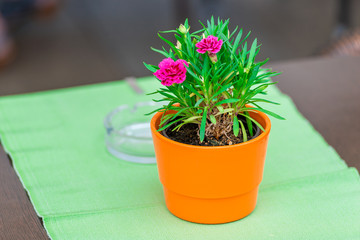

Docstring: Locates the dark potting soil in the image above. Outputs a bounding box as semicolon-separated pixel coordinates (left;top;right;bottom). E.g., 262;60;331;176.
162;116;261;146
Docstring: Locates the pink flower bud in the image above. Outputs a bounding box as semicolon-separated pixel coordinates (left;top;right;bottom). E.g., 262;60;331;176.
208;53;218;63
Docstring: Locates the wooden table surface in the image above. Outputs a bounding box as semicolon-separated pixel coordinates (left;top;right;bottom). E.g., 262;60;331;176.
0;56;359;239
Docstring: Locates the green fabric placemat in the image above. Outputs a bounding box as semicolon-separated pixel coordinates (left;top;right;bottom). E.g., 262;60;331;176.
0;77;359;239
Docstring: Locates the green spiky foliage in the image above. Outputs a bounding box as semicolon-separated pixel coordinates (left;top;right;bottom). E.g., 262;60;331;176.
144;17;284;143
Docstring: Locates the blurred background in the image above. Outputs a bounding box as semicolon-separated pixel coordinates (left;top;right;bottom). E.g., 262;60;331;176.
0;0;360;96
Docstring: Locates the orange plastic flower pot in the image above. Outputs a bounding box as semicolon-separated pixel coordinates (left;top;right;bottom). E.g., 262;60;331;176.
150;109;271;224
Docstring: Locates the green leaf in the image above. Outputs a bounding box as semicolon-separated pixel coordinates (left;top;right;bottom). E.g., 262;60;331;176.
246;65;260;87
257;72;281;81
146;90;158;96
200;107;208;142
144;106;166;116
159;87;171;93
243;107;285;120
202;56;210;88
250;98;280;105
183;82;202;98
191;63;202;76
238;119;248;142
216;105;224;113
198;20;210;35
244;111;253;136
157;33;179;55
194;98;204;107
238;113;265;132
249;102;263;109
231;29;243;57
210;82;233;100
241;42;248;64
172;122;187;132
152;98;170;102
174;34;185;44
159;102;172;124
157;117;185;132
228;26;239;39
184;116;202;123
255;58;269;68
185;66;201;82
246;82;277;100
218;19;229;35
184;18;189;27
239;31;251;47
159;30;178;34
196;109;203;114
233;115;240;137
160;112;175;125
215;98;240;106
215;108;234;116
209;115;217;124
191;28;206;36
150;47;170;57
247;38;258;69
210;64;230;83
158;91;176;99
143;62;158;72
170;107;191;120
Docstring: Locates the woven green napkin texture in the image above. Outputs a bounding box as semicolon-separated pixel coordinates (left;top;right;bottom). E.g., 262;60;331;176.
0;77;359;239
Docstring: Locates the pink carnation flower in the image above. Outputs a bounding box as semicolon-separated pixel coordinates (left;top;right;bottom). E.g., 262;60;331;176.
195;35;223;54
154;58;189;86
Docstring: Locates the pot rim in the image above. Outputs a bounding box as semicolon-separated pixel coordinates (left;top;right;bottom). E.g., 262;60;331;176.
150;107;271;149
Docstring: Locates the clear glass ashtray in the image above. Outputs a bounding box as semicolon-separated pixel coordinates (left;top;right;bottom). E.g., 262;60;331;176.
104;102;162;164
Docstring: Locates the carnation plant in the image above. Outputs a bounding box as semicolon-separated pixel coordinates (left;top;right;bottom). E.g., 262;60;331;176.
144;17;284;144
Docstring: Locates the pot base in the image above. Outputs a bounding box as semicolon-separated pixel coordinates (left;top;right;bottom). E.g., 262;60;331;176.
163;187;258;224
